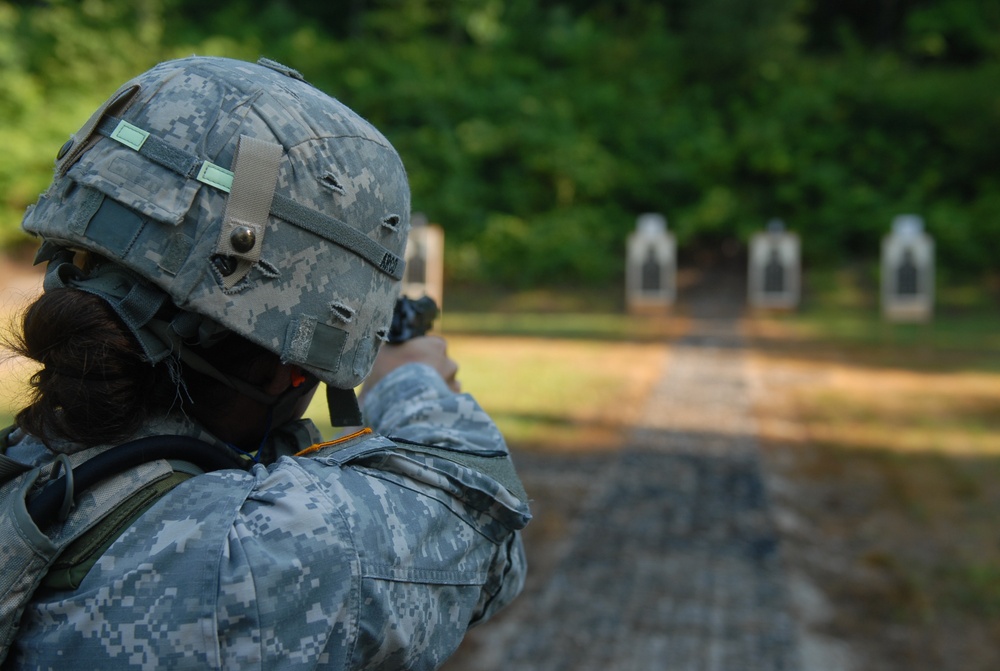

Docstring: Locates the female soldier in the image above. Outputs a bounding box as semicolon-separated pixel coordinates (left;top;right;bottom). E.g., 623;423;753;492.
0;56;529;669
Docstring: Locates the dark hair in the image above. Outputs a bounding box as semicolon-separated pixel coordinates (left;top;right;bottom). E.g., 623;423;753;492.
7;288;173;449
7;287;278;451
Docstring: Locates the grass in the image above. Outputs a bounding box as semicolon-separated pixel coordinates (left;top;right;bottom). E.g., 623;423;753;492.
304;328;671;448
440;311;684;342
791;371;1000;454
751;265;1000;368
445;335;666;451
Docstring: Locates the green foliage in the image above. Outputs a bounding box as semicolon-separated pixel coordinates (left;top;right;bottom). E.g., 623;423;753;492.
1;0;999;287
0;1;156;242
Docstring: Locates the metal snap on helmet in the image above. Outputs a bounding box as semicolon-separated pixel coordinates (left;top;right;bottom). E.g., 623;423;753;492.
22;56;410;422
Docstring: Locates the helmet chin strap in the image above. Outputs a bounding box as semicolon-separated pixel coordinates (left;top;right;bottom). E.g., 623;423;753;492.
326;385;363;427
150;320;363;428
166;333;288;405
145;319;321;413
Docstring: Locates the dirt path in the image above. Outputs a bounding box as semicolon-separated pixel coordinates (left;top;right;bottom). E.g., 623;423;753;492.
441;269;820;671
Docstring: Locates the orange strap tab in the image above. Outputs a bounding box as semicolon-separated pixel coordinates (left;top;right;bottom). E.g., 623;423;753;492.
294;427;372;457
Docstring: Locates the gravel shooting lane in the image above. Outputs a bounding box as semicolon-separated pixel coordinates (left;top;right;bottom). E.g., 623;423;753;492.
441;267;802;671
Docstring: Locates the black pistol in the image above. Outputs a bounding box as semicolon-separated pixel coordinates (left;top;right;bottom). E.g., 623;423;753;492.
388;295;439;344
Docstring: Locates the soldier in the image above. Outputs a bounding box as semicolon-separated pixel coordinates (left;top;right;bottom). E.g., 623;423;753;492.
0;57;529;669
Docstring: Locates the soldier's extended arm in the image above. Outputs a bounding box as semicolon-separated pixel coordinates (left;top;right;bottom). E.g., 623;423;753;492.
361;361;530;622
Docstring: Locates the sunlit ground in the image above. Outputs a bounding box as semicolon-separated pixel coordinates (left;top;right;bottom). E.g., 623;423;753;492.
752;356;1000;455
447;334;667;452
305;318;674;447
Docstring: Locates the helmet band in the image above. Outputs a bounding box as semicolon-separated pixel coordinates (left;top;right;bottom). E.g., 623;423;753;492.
214;135;282;288
93;116;405;281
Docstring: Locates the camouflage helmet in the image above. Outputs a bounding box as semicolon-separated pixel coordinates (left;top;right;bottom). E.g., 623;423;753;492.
22;57;410;419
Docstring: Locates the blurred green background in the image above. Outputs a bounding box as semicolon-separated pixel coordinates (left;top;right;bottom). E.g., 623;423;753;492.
2;0;999;292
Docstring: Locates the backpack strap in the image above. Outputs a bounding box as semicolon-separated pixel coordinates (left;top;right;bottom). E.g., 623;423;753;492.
0;426;31;485
41;468;195;591
26;436;249;590
26;435;248;527
0;434;247;664
0;454;29;483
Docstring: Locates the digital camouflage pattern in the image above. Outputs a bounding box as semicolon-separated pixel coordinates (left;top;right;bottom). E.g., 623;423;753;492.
5;363;529;669
21;56;410;391
4;55;528;669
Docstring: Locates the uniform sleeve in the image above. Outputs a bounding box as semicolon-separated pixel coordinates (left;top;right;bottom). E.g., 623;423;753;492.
362;363;508;457
360;362;531;622
211;362;531;669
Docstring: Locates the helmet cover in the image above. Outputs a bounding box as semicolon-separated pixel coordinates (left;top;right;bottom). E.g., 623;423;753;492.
22;56;410;393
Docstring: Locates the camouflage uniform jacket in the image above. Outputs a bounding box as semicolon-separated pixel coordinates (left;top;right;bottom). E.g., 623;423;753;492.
5;363;530;670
